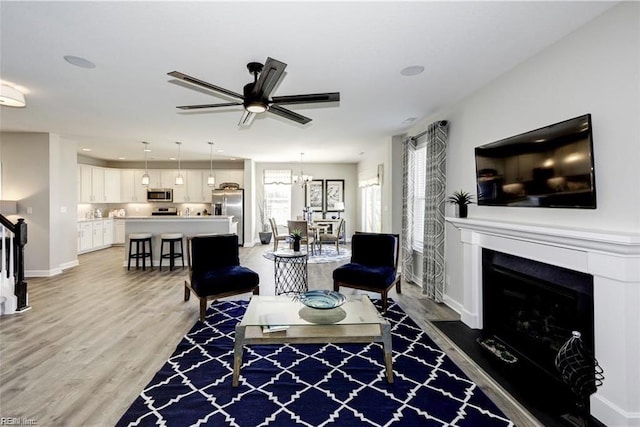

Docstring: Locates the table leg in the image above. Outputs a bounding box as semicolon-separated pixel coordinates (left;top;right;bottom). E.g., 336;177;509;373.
381;322;393;383
233;325;246;387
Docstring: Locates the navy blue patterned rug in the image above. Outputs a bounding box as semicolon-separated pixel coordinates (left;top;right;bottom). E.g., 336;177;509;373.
117;300;514;426
263;247;351;264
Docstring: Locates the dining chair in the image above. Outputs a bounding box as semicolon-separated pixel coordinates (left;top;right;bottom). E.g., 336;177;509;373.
318;218;344;252
184;234;260;322
332;232;401;312
269;217;289;252
287;220;315;255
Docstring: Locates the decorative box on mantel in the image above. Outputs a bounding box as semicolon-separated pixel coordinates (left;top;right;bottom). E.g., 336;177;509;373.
445;216;640;427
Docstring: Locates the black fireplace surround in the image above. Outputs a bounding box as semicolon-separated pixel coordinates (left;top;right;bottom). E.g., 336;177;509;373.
481;249;596;417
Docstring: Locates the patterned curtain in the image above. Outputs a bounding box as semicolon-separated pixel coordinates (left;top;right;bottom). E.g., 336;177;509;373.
421;121;449;301
400;136;417;284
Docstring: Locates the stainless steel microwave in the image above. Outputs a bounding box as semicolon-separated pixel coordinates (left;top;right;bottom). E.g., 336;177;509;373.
147;188;173;202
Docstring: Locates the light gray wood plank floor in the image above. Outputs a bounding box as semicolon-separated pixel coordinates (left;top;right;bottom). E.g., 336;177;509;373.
0;245;541;426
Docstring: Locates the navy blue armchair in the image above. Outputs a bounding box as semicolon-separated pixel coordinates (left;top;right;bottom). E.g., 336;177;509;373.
185;234;259;321
333;232;401;312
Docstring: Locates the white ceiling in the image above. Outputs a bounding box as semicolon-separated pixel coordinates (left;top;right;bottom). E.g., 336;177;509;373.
0;1;616;164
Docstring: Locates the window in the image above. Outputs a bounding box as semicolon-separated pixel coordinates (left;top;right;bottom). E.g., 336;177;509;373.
412;144;426;252
263;169;292;226
360;184;381;232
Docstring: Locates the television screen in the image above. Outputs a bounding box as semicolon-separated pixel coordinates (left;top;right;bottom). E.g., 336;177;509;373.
475;114;596;209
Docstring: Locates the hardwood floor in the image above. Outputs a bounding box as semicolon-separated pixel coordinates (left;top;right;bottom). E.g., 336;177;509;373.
0;245;541;426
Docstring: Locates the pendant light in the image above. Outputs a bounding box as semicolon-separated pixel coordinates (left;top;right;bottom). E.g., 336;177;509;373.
175;141;184;186
141;141;150;186
293;152;313;188
207;141;216;187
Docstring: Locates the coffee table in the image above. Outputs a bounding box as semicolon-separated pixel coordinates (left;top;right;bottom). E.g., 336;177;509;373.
232;294;393;387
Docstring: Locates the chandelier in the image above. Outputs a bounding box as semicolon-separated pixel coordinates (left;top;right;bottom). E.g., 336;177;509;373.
292;152;313;187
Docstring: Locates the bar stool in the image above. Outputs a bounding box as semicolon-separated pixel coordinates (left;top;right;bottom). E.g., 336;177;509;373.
159;233;184;271
128;233;153;271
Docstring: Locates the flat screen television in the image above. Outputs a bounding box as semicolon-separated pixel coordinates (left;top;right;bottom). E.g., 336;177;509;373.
475;114;596;208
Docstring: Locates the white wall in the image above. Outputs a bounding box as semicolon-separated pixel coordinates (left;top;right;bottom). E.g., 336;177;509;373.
51;136;79;270
0;132;78;276
405;3;640;303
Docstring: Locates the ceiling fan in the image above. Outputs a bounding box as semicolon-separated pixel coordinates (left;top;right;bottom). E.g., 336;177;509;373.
168;57;340;127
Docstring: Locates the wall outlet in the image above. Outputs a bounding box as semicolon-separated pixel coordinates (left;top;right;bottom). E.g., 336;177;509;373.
26;206;33;214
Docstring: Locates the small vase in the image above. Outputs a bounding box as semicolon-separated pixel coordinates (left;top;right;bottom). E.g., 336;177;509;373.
458;204;468;218
293;238;301;252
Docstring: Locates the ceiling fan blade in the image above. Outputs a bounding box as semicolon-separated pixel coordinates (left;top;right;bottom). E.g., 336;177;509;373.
251;57;287;98
168;71;244;100
271;92;340;105
177;102;242;110
238;110;256;127
269;105;311;125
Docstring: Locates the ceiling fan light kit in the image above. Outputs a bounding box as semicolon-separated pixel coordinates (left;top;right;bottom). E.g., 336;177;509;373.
0;83;26;108
169;57;339;127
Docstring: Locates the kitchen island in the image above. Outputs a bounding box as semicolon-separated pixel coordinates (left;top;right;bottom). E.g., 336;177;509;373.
123;216;237;267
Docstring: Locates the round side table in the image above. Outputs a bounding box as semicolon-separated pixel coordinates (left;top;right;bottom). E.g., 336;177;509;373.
273;250;308;296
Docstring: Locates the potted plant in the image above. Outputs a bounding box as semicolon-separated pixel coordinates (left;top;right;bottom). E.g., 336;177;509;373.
446;190;474;218
290;229;303;252
257;196;272;245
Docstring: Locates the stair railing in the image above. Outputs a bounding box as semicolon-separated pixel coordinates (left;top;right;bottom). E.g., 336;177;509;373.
0;214;28;314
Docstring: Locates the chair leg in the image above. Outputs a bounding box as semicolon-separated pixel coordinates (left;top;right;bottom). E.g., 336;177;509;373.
381;290;388;312
333;280;340;292
148;238;153;269
184;281;191;301
127;239;133;270
199;298;207;322
180;239;185;269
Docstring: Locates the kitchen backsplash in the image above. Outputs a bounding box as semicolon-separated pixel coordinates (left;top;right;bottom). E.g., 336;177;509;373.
78;202;211;219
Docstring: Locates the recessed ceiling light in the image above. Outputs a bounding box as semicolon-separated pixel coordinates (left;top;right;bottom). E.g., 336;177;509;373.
216;149;224;153
144;148;152;152
400;65;424;76
118;157;126;160
64;55;96;69
82;148;92;152
169;157;176;161
402;117;417;125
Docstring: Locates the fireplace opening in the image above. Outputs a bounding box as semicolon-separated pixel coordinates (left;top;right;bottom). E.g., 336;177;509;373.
481;249;595;415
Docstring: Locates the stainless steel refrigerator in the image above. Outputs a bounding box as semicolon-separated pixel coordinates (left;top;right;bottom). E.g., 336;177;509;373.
212;189;244;245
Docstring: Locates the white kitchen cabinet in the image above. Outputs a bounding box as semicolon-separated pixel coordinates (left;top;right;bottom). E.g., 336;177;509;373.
103;169;121;203
186;170;205;202
171;170;188;202
78;165;109;203
78;222;93;252
120;169;148;202
213;169;244;188
79;165;93;203
91;167;105;202
102;219;114;245
92;220;104;248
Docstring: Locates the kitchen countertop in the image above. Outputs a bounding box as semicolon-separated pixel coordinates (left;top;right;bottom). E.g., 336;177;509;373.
123;215;234;220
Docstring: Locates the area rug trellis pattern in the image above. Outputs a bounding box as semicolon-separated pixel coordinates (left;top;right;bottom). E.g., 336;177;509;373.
117;300;514;427
263;247;351;264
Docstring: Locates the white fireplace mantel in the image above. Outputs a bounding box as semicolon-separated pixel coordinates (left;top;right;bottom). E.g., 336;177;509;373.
445;217;640;427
